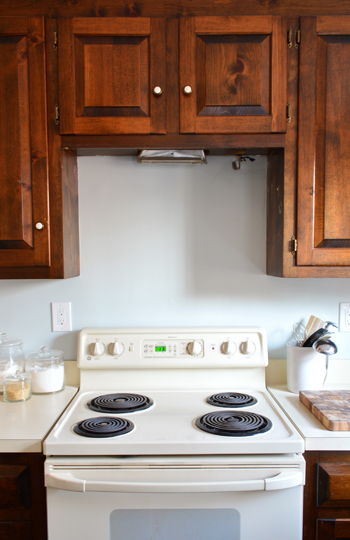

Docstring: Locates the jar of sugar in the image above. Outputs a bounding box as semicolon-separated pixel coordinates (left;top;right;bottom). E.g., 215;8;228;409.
0;333;24;391
25;346;65;394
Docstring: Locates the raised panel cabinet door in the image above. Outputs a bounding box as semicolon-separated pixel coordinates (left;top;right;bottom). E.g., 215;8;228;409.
179;16;287;134
297;17;350;266
0;17;50;268
58;18;166;135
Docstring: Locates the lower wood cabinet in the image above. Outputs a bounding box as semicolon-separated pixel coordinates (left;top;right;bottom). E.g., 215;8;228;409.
304;451;350;540
0;453;47;540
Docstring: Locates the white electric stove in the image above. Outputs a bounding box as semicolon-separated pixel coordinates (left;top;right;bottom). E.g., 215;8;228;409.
44;327;305;540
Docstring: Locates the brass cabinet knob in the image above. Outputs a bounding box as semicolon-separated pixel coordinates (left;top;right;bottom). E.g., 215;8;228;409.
183;85;193;95
153;86;162;96
35;222;44;230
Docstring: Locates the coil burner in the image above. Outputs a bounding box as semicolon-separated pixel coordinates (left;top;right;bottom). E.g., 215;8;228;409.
206;392;257;408
195;411;272;437
88;393;153;413
73;416;134;438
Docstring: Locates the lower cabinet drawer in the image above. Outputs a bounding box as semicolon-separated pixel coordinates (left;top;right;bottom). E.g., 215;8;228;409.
0;465;31;509
0;521;31;540
317;519;350;540
318;463;350;508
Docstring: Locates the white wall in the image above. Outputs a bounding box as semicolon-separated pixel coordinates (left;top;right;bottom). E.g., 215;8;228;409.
1;155;350;360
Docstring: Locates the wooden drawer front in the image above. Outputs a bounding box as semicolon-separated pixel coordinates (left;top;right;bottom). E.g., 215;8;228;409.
317;519;350;540
0;521;31;540
58;18;166;135
318;463;350;507
179;16;287;134
0;465;30;509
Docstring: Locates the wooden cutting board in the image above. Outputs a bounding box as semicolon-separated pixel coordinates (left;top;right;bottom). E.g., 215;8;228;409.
299;390;350;431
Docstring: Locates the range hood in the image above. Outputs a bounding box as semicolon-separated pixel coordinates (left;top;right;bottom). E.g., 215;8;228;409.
137;150;207;164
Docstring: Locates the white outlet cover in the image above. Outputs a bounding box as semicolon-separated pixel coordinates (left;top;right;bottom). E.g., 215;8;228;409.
51;302;72;332
339;302;350;332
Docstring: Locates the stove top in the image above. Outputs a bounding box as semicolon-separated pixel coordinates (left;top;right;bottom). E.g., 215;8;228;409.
44;388;303;455
43;328;304;456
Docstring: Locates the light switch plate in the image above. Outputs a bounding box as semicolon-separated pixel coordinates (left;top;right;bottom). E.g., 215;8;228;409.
51;302;72;332
339;302;350;332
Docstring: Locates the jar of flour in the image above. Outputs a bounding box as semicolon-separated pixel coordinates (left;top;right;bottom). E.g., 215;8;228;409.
25;346;65;394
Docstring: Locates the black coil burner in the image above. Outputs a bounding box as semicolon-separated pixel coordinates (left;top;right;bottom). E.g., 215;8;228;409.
73;416;134;438
206;392;257;408
195;411;272;437
88;393;153;413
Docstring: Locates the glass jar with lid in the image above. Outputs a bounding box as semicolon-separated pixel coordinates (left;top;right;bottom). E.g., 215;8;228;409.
25;346;65;394
0;333;24;391
3;371;31;402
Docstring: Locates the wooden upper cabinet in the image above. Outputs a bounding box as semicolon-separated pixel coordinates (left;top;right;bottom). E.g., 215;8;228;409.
58;18;166;135
0;17;50;269
179;16;287;134
297;16;350;266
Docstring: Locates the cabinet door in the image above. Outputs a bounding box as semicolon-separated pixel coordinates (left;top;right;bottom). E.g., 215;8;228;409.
179;16;287;134
0;17;50;268
58;18;166;135
297;17;350;266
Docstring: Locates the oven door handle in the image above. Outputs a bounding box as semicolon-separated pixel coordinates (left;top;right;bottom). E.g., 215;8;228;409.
45;469;303;493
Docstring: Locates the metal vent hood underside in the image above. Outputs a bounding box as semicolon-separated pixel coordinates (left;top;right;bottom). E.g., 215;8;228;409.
137;150;207;164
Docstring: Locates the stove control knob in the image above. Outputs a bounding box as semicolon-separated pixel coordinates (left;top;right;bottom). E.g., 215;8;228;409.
109;341;125;356
89;341;106;357
240;339;256;356
221;339;236;355
187;340;202;356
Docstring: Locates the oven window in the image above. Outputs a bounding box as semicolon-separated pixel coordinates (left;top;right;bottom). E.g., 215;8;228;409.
110;509;240;539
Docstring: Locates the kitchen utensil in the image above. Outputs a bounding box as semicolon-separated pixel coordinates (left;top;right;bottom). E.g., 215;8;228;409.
313;338;338;386
0;333;24;390
291;322;306;346
324;321;338;332
304;316;325;342
302;327;329;347
25;345;65;394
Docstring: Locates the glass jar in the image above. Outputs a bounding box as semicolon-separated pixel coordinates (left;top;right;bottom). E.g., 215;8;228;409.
25;346;65;394
0;333;24;391
3;371;31;402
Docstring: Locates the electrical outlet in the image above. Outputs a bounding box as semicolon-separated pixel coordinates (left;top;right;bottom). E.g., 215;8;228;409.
339;302;350;332
51;302;72;332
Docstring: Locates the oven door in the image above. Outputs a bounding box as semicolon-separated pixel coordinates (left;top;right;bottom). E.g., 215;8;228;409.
45;455;305;540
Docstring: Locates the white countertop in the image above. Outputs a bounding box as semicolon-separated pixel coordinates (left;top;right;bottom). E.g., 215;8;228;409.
268;384;350;451
0;386;77;453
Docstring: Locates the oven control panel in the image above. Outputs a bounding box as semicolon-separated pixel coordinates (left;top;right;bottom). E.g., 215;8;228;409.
77;328;268;369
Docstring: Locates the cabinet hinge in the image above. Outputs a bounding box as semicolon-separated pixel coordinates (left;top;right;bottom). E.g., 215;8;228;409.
295;29;300;49
291;236;298;255
55;105;60;125
287;102;292;123
53;31;58;51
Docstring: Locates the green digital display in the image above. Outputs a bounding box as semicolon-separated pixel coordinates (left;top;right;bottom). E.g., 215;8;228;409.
155;346;166;352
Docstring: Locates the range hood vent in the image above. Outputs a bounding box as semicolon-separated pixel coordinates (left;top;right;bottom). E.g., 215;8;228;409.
137;150;207;164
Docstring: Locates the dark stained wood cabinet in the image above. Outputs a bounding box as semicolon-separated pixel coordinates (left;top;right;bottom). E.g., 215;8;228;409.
267;15;350;277
0;17;79;279
58;16;287;137
1;6;350;279
0;18;50;270
304;452;350;540
0;453;47;540
297;16;350;268
179;16;287;134
58;17;166;135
